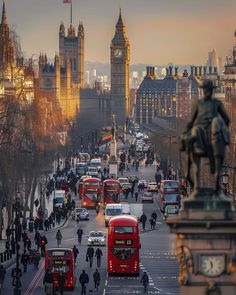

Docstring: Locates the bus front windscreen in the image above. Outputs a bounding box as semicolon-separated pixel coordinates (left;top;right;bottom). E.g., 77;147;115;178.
48;260;70;273
84;193;98;201
111;248;135;260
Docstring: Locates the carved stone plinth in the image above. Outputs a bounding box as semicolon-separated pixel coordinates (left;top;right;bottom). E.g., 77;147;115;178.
166;191;236;295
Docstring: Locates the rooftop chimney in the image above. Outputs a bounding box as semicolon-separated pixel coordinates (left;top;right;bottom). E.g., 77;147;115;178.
199;66;202;76
190;66;194;76
174;67;178;76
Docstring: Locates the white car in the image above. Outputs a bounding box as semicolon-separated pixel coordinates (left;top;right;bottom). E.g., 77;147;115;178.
87;166;99;178
87;231;106;246
142;192;154;203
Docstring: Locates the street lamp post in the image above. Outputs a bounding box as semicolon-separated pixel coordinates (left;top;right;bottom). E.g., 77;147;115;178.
12;194;22;295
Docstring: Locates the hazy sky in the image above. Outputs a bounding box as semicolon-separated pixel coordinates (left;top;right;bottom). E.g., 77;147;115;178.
4;0;236;65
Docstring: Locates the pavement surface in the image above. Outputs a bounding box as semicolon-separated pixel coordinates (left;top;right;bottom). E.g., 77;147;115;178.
2;161;180;295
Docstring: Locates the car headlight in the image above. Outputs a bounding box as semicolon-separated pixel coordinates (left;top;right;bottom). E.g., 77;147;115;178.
101;238;105;242
88;238;92;242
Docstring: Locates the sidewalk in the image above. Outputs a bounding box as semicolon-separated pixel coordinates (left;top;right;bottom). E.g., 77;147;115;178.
0;189;74;269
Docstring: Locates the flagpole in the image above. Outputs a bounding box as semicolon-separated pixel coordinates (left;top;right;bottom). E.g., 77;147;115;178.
70;0;72;24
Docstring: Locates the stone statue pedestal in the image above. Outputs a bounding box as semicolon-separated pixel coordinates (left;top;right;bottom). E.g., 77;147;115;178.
166;190;236;295
109;139;118;178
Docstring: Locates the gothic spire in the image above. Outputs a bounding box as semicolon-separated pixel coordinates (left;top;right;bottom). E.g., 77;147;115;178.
116;8;124;29
1;0;7;25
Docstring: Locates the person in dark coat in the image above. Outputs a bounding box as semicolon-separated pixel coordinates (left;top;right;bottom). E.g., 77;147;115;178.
95;248;103;267
93;269;100;291
6;226;11;242
21;250;29;272
135;192;138;202
58;272;66;295
151;211;157;222
72;245;79;264
77;228;83;245
43;268;54;295
140;213;147;230
79;270;89;295
141;272;149;292
34;231;41;251
86;246;94;267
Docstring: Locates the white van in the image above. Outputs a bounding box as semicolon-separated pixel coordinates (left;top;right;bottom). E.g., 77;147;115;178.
53;190;66;208
105;204;123;227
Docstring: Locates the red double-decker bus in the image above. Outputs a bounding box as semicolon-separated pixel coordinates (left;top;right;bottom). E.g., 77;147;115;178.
81;177;102;208
103;179;121;204
78;176;92;199
45;248;75;290
108;215;140;275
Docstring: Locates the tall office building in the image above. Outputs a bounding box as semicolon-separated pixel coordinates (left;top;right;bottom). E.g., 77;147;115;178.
110;9;130;124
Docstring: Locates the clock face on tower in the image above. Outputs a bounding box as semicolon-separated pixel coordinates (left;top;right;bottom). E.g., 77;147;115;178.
114;49;123;58
200;255;225;277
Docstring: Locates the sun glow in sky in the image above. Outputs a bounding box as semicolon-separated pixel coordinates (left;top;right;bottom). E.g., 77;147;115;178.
4;0;236;64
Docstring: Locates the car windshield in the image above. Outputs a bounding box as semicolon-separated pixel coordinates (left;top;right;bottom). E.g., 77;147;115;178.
90;232;103;237
76;208;85;213
165;194;180;202
106;209;122;216
88;167;97;172
149;183;157;186
119;179;129;183
111;248;135;260
55;198;64;203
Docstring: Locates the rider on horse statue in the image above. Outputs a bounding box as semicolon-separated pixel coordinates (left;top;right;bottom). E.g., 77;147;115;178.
181;78;230;196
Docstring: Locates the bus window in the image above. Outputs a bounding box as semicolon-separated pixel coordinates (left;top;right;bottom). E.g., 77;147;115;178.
114;226;134;234
111;248;135;260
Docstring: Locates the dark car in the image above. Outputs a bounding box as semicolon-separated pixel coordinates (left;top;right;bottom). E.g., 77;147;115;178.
160;194;181;212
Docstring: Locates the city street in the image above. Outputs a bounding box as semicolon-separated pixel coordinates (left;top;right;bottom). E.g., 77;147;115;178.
3;162;179;295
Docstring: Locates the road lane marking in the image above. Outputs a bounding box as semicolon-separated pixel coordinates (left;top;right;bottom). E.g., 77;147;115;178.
24;261;44;295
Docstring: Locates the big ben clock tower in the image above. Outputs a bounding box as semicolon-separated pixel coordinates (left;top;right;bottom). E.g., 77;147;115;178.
110;9;130;125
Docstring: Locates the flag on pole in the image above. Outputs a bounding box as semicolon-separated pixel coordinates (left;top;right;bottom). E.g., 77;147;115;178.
63;0;71;3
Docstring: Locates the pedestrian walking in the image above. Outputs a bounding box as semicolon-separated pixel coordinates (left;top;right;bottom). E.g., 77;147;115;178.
43;268;54;295
86;245;94;267
79;270;89;295
0;265;6;290
77;228;83;245
149;218;156;230
140;213;147;231
93;269;100;291
6;226;11;242
72;245;79;264
21;250;29;272
135;192;138;202
34;230;41;251
95;248;103;267
95;205;100;215
58;272;66;295
56;230;63;247
141;271;149;292
40;236;48;257
151;211;157;222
